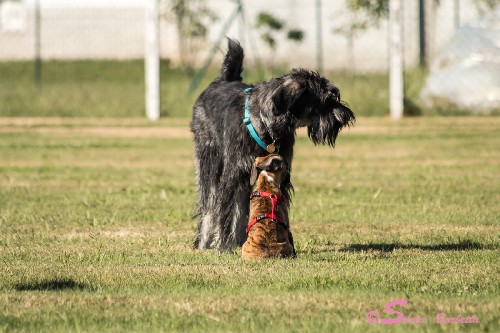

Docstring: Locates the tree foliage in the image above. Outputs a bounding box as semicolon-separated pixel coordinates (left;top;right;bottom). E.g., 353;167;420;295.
170;0;217;38
472;0;498;14
347;0;389;23
256;11;304;52
256;12;284;31
287;29;305;43
165;0;218;75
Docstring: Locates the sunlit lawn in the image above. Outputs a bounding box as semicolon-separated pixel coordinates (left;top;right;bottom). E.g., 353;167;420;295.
0;117;498;332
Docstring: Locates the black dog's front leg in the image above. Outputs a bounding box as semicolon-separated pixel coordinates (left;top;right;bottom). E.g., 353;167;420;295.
216;175;252;251
288;231;297;257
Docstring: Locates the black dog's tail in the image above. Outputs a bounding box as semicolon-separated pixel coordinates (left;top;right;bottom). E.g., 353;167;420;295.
219;39;244;82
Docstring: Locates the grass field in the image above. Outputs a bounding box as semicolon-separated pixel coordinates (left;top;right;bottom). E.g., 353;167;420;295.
0;116;498;332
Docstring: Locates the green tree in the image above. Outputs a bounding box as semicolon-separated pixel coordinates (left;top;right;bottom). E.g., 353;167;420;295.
473;0;498;14
346;0;389;23
332;1;376;78
165;0;218;76
256;12;304;70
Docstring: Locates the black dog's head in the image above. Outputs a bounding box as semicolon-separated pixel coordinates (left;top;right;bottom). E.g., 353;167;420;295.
259;69;355;146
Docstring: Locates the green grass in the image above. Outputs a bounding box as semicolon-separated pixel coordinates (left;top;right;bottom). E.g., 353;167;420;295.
0;117;499;332
0;60;440;118
0;60;191;118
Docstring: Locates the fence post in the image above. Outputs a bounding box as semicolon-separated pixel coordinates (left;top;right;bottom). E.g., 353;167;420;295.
315;0;323;73
454;0;460;29
389;0;404;120
145;0;160;121
34;0;41;89
418;0;426;67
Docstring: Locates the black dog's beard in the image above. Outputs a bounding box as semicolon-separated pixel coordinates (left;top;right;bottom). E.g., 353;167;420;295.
307;103;354;146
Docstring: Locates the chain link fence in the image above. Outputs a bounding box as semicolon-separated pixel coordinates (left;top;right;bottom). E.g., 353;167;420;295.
0;0;497;117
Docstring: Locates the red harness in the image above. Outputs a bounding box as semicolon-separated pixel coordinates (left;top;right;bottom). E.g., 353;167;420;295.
246;191;288;234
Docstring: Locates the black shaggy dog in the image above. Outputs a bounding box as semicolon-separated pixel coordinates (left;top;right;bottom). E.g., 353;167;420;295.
191;39;355;251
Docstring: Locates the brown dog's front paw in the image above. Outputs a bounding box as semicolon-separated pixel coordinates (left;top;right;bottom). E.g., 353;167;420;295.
242;240;295;259
241;241;268;260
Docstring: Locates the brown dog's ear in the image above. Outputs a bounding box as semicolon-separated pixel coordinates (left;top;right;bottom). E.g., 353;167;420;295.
250;159;262;185
250;156;271;185
250;162;258;185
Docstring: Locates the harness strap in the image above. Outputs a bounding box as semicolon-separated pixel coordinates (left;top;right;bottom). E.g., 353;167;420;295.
250;191;286;202
246;213;289;234
246;191;288;234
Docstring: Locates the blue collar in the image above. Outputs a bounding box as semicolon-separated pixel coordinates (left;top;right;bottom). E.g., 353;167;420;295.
243;87;279;153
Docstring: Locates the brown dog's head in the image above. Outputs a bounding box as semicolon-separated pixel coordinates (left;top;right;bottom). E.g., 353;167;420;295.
250;154;289;186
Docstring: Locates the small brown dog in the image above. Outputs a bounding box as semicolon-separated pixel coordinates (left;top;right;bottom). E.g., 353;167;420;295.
241;154;296;259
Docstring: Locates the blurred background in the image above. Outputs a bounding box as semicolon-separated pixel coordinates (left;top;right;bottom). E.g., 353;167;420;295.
0;0;499;118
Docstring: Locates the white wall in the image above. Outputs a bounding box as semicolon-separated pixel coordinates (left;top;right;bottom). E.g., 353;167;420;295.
0;0;484;71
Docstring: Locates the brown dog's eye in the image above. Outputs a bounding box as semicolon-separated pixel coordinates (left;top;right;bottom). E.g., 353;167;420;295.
271;160;282;171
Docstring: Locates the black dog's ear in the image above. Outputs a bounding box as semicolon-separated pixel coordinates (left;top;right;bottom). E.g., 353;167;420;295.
271;78;305;115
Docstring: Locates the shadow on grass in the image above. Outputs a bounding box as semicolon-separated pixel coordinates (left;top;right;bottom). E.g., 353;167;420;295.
339;240;496;253
14;278;92;292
